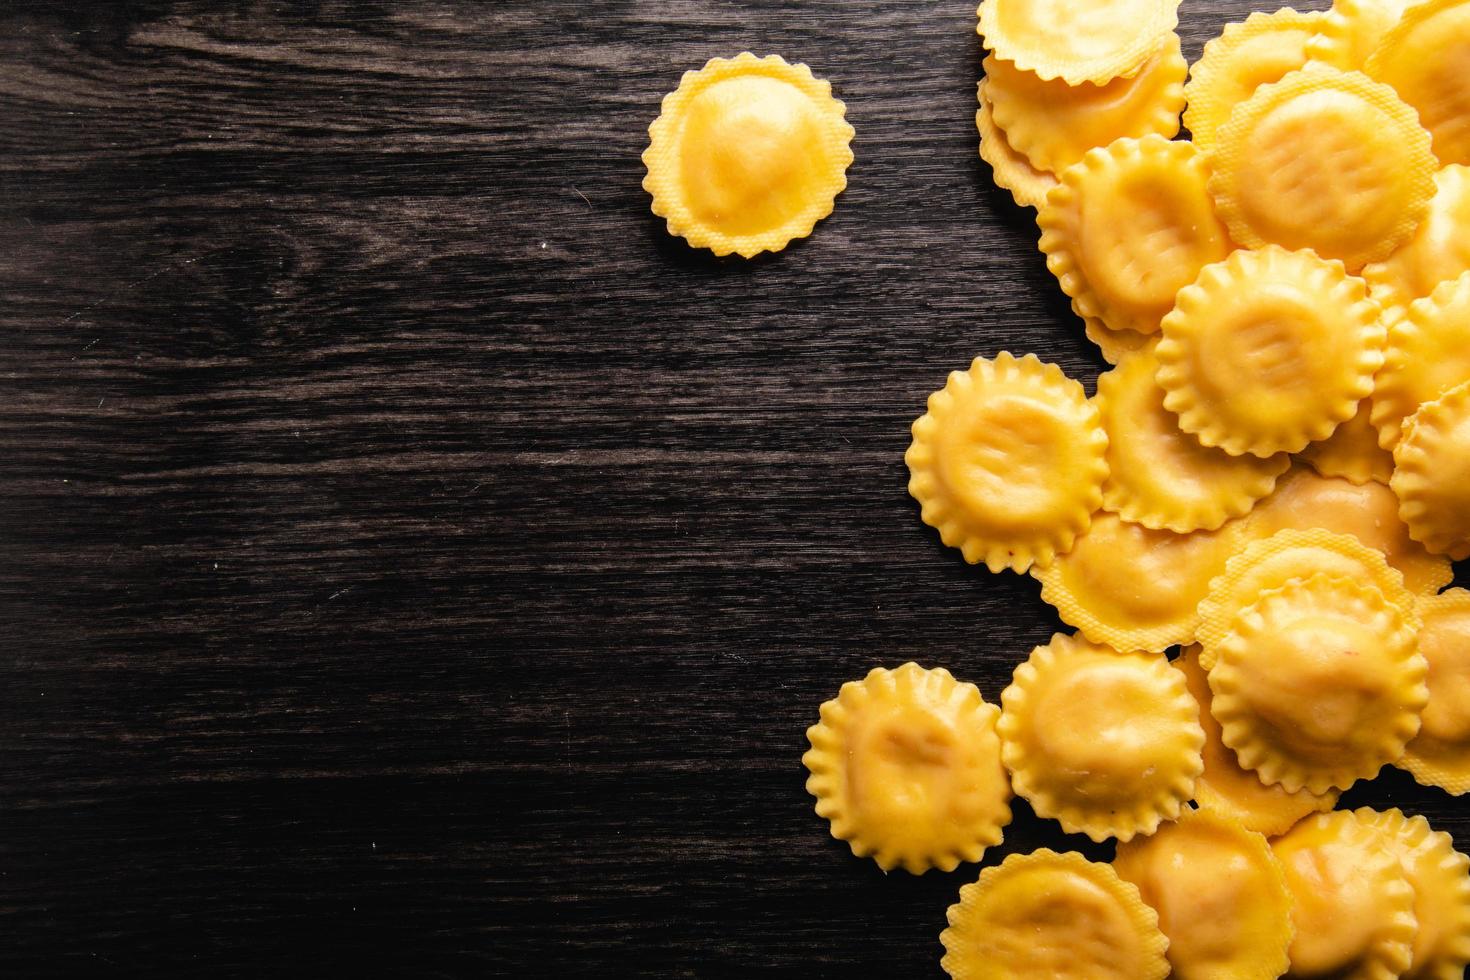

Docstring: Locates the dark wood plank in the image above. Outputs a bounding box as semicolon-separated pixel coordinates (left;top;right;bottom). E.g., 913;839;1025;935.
1;0;1463;975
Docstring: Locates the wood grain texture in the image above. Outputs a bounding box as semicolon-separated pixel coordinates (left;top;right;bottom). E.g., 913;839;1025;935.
1;0;1464;975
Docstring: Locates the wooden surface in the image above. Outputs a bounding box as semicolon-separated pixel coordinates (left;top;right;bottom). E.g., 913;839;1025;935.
2;1;1465;975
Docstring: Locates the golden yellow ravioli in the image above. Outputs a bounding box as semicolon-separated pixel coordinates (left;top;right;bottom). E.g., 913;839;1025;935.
1393;379;1470;560
1366;0;1470;166
1198;526;1418;666
1309;0;1419;69
984;35;1185;175
1209;573;1428;793
1084;315;1153;365
1096;347;1288;531
1208;67;1436;269
802;663;1012;874
1272;810;1418;980
941;849;1169;980
976;80;1057;209
906;352;1109;573
1177;646;1338;837
1359;807;1470;980
1372;271;1470;450
1033;512;1242;653
1300;401;1395;486
1401;590;1470;794
1156;246;1386;457
1185;9;1325;152
1247;465;1453;595
977;0;1181;86
1362;165;1470;314
642;53;854;258
999;633;1203;841
1114;807;1293;980
1040;136;1232;336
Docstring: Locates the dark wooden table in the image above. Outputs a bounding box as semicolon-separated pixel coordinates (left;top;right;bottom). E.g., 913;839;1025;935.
2;1;1465;975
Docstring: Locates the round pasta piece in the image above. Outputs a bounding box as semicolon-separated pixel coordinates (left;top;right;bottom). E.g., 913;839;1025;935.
1114;807;1293;980
999;633;1203;842
1309;0;1419;70
984;35;1185;175
976;80;1056;209
1198;526;1418;666
1156;246;1386;457
1362;165;1470;315
1039;136;1232;336
1247;465;1452;595
1271;810;1418;980
1372;271;1470;451
1300;401;1394;487
1366;0;1470;166
1176;646;1338;837
905;352;1108;573
1033;511;1243;653
1392;379;1470;559
1184;9;1325;152
1208;67;1436;269
1401;590;1470;794
1208;573;1428;794
1358;807;1470;980
642;53;854;258
976;0;1181;86
1084;315;1152;365
802;663;1012;874
1096;347;1289;531
941;849;1169;980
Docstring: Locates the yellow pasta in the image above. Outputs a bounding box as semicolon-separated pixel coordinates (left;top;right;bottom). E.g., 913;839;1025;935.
1208;67;1435;269
1095;347;1288;531
1084;315;1153;365
1358;807;1470;980
984;35;1185;175
1392;378;1470;560
642;53;854;257
977;0;1181;86
802;663;1012;874
1362;165;1470;315
1309;0;1419;69
1372;271;1470;450
1155;246;1385;457
1184;9;1325;152
906;352;1108;573
998;633;1203;842
941;849;1169;980
975;80;1057;210
1299;401;1395;487
1039;136;1232;336
1401;590;1470;795
1366;0;1470;165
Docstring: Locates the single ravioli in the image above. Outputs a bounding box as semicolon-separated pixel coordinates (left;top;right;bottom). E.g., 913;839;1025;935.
1393;379;1470;559
1272;810;1418;980
940;849;1169;980
1358;807;1470;980
977;0;1181;86
1096;346;1289;532
1366;0;1470;166
1247;465;1452;595
1185;9;1326;152
642;53;854;258
1208;67;1435;269
802;663;1012;874
1177;646;1338;837
1084;315;1153;365
1372;271;1470;451
984;34;1185;175
998;633;1204;842
906;352;1109;573
1156;246;1386;457
1309;0;1419;69
1039;136;1232;336
1114;807;1293;980
1033;511;1243;653
1197;526;1419;666
1401;590;1470;794
1208;573;1428;794
1362;165;1470;315
1300;401;1395;487
976;80;1057;210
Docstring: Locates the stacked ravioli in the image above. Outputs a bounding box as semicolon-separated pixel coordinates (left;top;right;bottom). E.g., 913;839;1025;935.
806;1;1470;977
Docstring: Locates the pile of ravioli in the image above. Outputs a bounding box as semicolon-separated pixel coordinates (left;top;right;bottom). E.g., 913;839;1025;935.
802;1;1470;978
